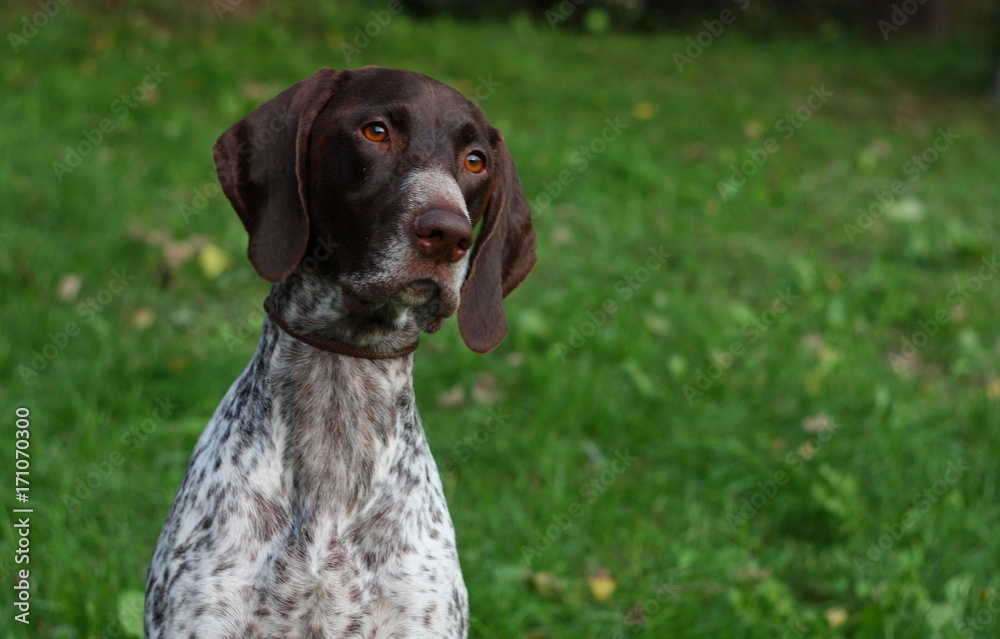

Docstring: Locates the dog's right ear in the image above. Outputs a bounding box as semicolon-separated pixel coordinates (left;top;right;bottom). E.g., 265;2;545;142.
458;129;536;353
213;68;346;283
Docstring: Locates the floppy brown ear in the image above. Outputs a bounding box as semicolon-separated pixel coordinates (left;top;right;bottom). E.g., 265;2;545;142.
458;130;537;353
213;68;345;283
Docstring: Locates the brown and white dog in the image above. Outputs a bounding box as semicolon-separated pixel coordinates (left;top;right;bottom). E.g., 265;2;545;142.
145;66;535;638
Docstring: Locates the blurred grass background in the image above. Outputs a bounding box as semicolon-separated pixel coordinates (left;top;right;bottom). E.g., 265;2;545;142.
1;1;999;637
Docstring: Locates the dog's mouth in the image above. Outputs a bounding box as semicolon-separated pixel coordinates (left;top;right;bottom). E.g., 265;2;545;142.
390;279;441;307
341;277;459;323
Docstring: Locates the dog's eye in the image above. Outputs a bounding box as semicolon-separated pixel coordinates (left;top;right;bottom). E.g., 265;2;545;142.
464;152;486;174
361;123;389;143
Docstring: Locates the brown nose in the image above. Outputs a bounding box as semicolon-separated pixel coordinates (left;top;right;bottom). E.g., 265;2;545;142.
413;209;473;263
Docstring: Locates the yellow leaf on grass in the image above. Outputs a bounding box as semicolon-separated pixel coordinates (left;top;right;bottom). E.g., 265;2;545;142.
528;571;565;602
633;101;656;120
57;274;82;301
587;567;616;602
824;606;848;628
588;574;616;602
132;307;156;330
987;377;1000;399
198;243;231;279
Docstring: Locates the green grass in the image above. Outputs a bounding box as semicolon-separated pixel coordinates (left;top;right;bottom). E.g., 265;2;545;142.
2;3;999;637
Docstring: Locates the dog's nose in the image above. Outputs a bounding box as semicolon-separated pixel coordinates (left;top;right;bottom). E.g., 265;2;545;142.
413;209;473;263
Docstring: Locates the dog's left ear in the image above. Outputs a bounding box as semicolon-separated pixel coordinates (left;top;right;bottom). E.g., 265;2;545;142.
458;129;536;353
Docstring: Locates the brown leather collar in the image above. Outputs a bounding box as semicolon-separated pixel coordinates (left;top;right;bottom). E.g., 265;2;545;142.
264;297;419;360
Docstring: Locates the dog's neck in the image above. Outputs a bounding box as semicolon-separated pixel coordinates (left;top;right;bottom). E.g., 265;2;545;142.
250;318;422;521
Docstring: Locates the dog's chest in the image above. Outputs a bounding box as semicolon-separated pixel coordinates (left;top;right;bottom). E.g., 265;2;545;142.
147;344;468;638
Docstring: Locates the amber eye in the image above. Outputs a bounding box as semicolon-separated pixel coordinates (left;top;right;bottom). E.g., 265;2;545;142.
464;152;486;174
361;122;389;142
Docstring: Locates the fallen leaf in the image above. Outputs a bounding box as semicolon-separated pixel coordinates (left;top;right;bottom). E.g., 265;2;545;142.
241;81;280;101
130;225;169;247
527;571;565;602
551;223;573;245
888;349;921;377
887;196;924;222
986;377;1000;400
587;567;616;602
163;240;195;269
802;414;834;434
471;372;503;405
797;441;818;461
743;119;764;139
643;313;670;337
166;355;190;372
198;243;231;279
437;385;466;408
625;602;647;627
825;606;848;628
681;142;712;162
132;307;156;330
633;101;656;120
57;274;82;301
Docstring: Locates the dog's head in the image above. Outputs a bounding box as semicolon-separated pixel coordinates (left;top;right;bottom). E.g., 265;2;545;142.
213;66;535;353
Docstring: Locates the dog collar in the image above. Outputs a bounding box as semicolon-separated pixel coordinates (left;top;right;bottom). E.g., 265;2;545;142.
263;297;419;359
